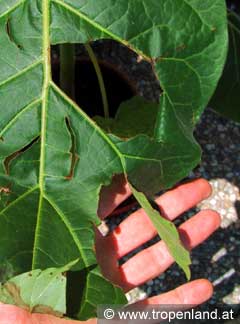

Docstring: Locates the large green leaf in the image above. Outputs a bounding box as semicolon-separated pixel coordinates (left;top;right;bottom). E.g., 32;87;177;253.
210;10;240;122
0;0;227;320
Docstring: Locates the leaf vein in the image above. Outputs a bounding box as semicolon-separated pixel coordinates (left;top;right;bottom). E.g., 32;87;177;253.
44;195;90;267
0;60;43;89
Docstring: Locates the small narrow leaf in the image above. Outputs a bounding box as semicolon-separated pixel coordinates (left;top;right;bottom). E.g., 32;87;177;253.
131;185;191;280
0;260;78;317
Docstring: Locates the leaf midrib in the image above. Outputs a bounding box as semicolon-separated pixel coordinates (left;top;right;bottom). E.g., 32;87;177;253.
32;0;51;269
32;0;128;269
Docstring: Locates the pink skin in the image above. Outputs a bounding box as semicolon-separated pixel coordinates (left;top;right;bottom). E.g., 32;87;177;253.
0;177;220;324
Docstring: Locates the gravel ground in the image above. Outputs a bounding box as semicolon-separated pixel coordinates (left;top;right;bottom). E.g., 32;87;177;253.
87;41;240;315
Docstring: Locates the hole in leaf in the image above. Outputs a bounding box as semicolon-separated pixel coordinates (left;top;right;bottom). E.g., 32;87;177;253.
6;19;23;50
65;117;79;180
4;136;40;175
51;42;138;118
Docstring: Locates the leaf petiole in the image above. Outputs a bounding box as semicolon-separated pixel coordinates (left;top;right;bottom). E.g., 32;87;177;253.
85;42;110;118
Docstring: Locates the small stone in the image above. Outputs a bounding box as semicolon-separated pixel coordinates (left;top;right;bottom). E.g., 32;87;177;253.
217;125;225;131
210;198;216;205
211;247;227;263
223;286;240;304
219;192;225;199
221;209;226;216
138;291;147;301
230;194;237;202
212;268;236;286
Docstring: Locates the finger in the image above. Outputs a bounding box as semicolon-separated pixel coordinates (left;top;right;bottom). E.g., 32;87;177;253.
0;304;30;324
139;279;213;305
98;175;131;219
119;210;220;290
0;304;96;324
110;179;212;258
33;314;97;324
33;313;96;324
156;179;212;220
98;178;210;220
129;280;213;324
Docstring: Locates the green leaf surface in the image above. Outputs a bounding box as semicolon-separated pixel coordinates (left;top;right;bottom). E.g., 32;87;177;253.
131;186;191;280
94;96;159;138
210;10;240;122
77;267;127;320
0;0;227;320
0;260;78;317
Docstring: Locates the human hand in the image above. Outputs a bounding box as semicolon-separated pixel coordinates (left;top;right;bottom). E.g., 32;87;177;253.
0;177;220;324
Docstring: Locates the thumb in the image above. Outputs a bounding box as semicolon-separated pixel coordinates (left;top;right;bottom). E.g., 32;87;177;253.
0;303;96;324
0;303;31;324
